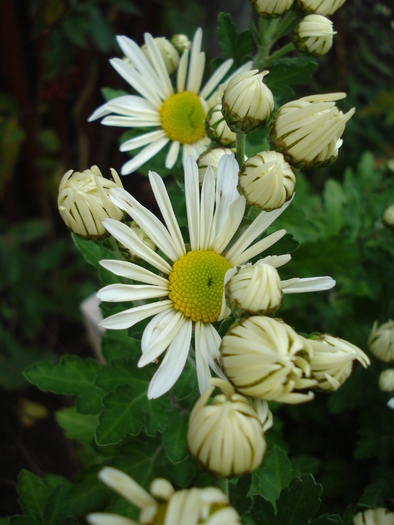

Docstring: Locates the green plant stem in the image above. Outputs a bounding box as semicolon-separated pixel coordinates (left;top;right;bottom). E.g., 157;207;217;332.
265;42;296;67
235;132;246;168
217;477;229;496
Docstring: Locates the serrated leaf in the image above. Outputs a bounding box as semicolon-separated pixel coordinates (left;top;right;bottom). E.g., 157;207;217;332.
275;474;322;525
311;514;343;525
266;57;317;91
72;234;121;270
171;359;199;402
229;475;252;516
95;359;137;392
162;411;189;463
56;406;99;444
26;511;42;525
101;330;140;363
67;469;111;518
251;446;295;507
43;486;71;525
17;471;48;517
217;13;238;59
251;496;276;525
24;356;104;414
95;383;170;445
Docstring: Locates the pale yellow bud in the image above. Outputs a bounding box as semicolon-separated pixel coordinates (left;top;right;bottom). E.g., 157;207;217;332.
383;204;394;230
221;316;317;403
87;467;241;525
294;15;336;57
238;150;296;210
226;262;283;316
307;334;370;391
222;70;275;133
379;369;394;392
58;166;124;239
294;0;346;16
197;147;235;183
353;508;394;525
368;320;394;362
142;37;179;75
170;33;191;54
187;378;267;477
269;93;355;169
119;221;156;261
206;103;236;147
251;0;295;18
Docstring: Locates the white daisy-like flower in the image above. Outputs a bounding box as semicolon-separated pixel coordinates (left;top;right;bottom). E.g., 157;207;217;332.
88;28;252;175
97;155;335;399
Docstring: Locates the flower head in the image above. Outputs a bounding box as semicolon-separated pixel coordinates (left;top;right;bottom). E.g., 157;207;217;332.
141;37;179;75
379;369;394;392
251;0;295;18
294;0;346;16
307;334;370;391
87;467;241;525
353;508;394;525
383;204;394;230
368;320;394;362
97;155;334;398
206;103;236;147
294;15;336;57
221;316;317;403
89;28;252;175
170;33;191;54
187;378;267;476
269;93;355;169
58;166;124;239
238;150;296;210
197;147;235;183
222;70;275;133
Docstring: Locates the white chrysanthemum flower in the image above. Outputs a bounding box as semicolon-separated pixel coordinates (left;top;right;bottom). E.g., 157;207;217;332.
294;0;346;16
58;166;124;238
307;334;370;391
251;0;295;18
353;508;394;525
379;369;394;392
89;28;252;175
221;316;318;403
206;103;236;147
269;93;355;169
368;320;394;362
171;34;191;54
97;155;335;399
87;467;241;525
197;147;235;183
294;15;336;57
141;37;179;75
222;70;275;133
187;378;267;477
238;150;296;210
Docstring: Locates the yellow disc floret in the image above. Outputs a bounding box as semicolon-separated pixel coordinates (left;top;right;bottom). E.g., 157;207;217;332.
159;92;206;144
168;250;232;323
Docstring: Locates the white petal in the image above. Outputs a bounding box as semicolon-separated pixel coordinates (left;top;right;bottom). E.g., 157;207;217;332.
194;322;225;394
99;300;172;330
87;513;138;525
282;276;336;293
144;33;174;99
212;196;245;254
184;156;200;250
102;116;160;127
177;49;189;93
229;229;287;266
97;283;168;302
120;137;170;175
199;58;234;99
186;28;203;93
99;259;168;286
120;130;167;152
165;141;180;169
147;319;192;398
199;167;215;250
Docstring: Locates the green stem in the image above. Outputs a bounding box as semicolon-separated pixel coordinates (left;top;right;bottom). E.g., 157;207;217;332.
272;10;299;41
216;477;229;496
264;42;296;67
235;132;246;168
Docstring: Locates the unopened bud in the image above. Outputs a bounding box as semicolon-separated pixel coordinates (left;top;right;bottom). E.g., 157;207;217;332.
353;508;394;525
197;147;235;183
251;0;295;18
294;0;346;16
383;204;394;230
142;37;179;75
379;369;394;392
170;33;191;54
368;320;394;362
294;15;336;57
206;103;236;147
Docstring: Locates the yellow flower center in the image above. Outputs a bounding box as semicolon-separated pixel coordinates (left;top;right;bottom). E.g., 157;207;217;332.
168;250;232;323
159;92;206;144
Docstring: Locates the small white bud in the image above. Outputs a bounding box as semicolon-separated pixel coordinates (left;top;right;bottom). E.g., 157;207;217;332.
368;320;394;362
206;103;236;147
294;0;347;16
383;204;394;230
197;147;236;183
251;0;295;19
238;150;296;210
294;15;336;57
222;70;275;133
170;33;191;54
353;508;394;525
187;378;267;477
58;166;124;239
379;369;394;392
269;93;355;169
142;37;179;75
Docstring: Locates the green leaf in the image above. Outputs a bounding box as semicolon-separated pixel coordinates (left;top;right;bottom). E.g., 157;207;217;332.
42;486;71;525
67;469;111;518
56;406;99;444
229;475;252;516
311;515;343;525
265;57;317;100
322;180;346;238
251;446;295;507
162;411;189;463
101;88;128;102
95;359;138;392
110;0;142;15
72;234;122;270
101;330;141;363
291;455;321;476
216;13;253;65
95;383;171;445
274;474;322;525
251;496;276;525
24;356;104;414
17;471;48;517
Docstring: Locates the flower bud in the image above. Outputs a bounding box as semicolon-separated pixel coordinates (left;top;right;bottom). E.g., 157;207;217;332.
142;37;179;75
353;508;394;525
368;320;394;362
58;166;124;239
294;0;346;16
87;467;241;525
221;316;317;403
238;150;296;210
269;93;355;169
197;147;235;183
226;262;283;316
187;378;267;477
170;33;191;54
118;221;156;261
379;369;394;392
206;103;236;146
251;0;295;18
383;204;394;230
294;15;336;57
307;334;370;391
222;70;275;133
